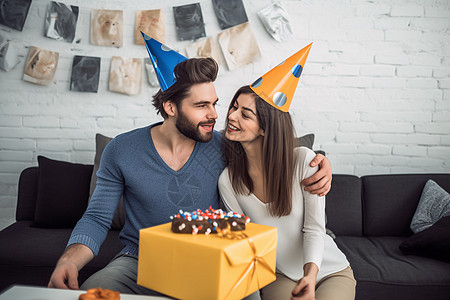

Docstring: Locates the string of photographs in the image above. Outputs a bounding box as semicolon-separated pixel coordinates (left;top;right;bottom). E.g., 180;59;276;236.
0;0;293;95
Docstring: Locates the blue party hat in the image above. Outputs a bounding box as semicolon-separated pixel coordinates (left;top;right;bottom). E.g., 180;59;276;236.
141;31;187;91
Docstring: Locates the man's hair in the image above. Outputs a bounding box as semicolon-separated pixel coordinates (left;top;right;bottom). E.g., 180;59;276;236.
223;86;296;217
152;57;219;119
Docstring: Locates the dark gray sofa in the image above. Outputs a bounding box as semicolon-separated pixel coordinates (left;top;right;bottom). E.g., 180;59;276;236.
326;174;450;300
0;163;449;299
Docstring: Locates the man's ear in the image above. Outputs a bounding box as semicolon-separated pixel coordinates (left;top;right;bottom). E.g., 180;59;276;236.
163;101;177;117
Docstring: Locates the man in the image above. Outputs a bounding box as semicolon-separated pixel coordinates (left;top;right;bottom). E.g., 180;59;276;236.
48;57;331;295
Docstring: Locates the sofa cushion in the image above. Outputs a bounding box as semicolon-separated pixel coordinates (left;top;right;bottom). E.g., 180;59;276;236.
294;133;314;149
33;156;93;228
325;175;362;236
16;166;39;221
335;236;450;299
410;180;450;233
89;133;126;230
362;174;450;236
400;215;450;262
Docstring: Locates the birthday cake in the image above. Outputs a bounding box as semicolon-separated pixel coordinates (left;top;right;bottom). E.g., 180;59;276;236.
170;206;250;235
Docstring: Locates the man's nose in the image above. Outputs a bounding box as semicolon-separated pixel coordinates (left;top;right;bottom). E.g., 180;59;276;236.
208;106;218;120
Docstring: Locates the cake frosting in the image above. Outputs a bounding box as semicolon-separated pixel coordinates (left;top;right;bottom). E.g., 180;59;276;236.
170;206;250;234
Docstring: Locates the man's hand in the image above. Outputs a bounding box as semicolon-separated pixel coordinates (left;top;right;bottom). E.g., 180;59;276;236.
48;261;79;289
48;243;94;290
301;154;332;196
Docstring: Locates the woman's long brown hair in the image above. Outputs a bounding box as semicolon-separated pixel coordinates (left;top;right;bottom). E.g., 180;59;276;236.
223;86;296;217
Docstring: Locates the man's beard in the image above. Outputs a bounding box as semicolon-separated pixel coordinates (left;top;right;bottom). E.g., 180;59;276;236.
176;109;215;142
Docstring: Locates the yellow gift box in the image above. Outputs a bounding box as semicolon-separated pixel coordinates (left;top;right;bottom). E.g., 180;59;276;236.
138;222;277;300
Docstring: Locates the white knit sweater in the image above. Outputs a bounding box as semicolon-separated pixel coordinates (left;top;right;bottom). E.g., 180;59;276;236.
218;147;349;282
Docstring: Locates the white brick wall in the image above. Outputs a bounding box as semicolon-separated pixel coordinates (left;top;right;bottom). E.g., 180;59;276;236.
0;0;449;229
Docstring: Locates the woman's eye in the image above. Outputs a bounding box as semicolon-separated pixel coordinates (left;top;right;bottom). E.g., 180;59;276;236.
242;113;249;119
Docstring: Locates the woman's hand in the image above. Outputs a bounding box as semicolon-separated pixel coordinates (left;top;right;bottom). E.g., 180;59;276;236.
301;154;332;196
291;262;319;300
291;275;316;300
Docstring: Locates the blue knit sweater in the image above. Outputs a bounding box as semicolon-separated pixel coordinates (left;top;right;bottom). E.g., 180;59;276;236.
67;123;225;257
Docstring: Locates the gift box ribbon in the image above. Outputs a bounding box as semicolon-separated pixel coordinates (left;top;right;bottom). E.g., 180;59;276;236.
223;235;277;299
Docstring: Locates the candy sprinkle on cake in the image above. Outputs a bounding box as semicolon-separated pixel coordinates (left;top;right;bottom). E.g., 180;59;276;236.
170;206;250;235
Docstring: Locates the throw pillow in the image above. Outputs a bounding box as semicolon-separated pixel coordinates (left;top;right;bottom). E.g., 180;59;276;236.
399;215;450;262
410;179;450;233
89;133;126;230
33;156;93;228
295;133;314;150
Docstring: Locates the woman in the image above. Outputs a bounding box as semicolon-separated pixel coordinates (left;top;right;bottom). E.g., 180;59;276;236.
219;86;356;300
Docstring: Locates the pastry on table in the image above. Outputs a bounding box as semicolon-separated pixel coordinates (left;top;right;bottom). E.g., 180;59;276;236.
78;287;120;300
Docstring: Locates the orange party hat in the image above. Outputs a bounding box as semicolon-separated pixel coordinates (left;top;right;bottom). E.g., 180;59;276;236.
250;43;312;112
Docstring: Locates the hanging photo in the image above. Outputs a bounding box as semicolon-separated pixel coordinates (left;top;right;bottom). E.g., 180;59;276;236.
135;9;165;44
91;9;123;47
0;0;32;31
143;58;159;87
0;34;20;71
258;2;294;42
212;0;248;30
109;57;142;95
44;1;79;43
218;22;261;71
185;37;222;66
173;3;205;41
23;46;59;86
70;56;101;93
